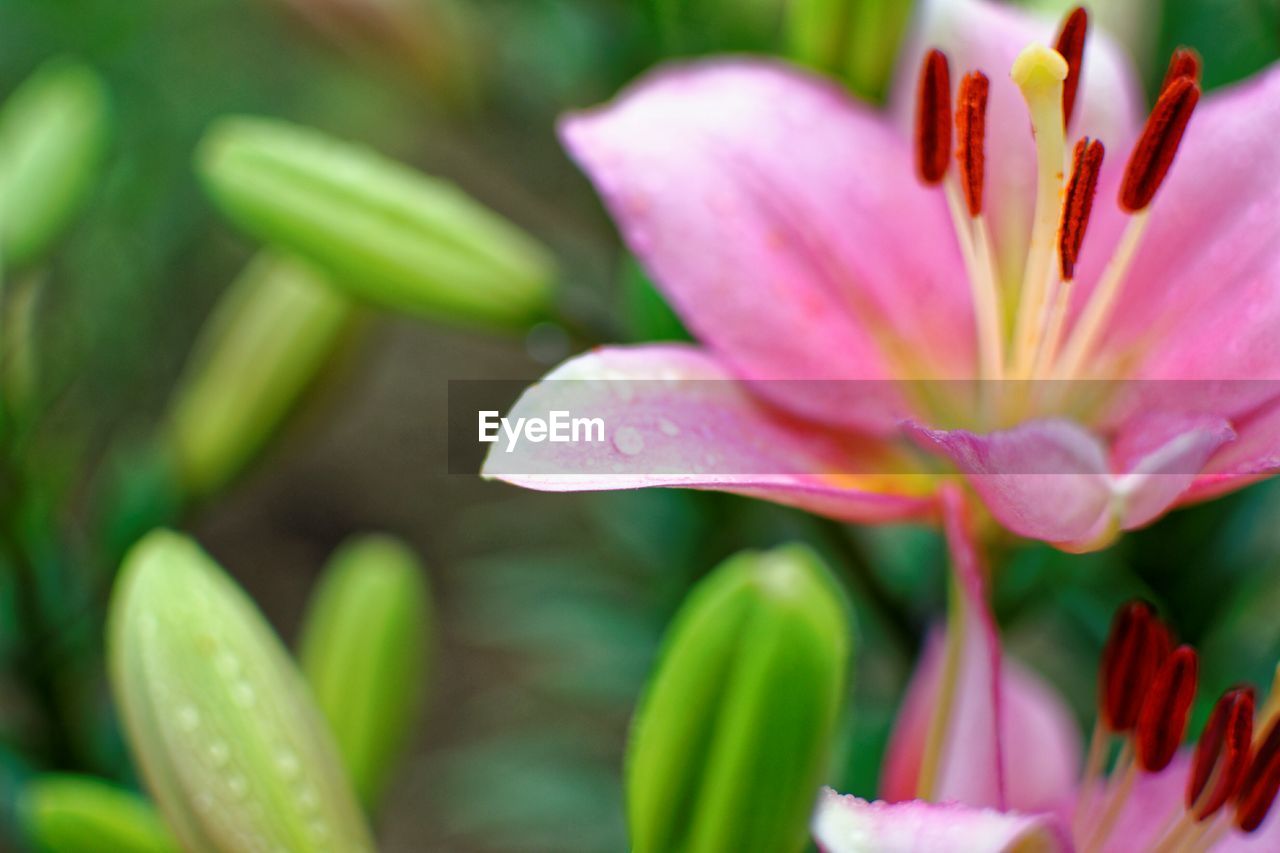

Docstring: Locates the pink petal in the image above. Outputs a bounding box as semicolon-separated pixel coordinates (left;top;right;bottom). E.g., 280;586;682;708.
1103;62;1280;381
1184;395;1280;503
911;414;1234;549
895;0;1143;286
481;344;935;523
560;59;972;432
881;491;1080;814
812;790;1068;853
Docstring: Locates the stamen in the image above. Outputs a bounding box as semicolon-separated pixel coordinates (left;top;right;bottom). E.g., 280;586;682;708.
1136;645;1199;773
1100;600;1163;732
1059;138;1105;281
956;72;989;216
1009;43;1068;378
1237;716;1280;833
1054;7;1089;127
1120;77;1201;212
916;49;952;184
1188;686;1255;819
1162;47;1203;90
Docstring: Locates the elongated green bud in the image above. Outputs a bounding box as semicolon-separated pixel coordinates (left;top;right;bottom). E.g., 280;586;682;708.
109;530;375;852
298;535;432;809
21;775;178;853
164;252;353;498
196;116;555;326
0;58;110;269
628;544;850;853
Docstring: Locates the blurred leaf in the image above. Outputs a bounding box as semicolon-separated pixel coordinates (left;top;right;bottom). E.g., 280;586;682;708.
1156;0;1280;92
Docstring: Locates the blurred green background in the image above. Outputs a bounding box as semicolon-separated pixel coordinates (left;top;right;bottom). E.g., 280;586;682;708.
2;0;1280;850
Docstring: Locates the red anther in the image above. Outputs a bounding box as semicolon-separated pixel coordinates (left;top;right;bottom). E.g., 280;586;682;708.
1120;76;1200;211
1188;686;1255;819
1058;137;1105;280
1100;600;1164;732
916;49;952;184
1237;716;1280;832
1054;7;1089;127
956;71;989;216
1136;645;1199;773
1162;47;1203;91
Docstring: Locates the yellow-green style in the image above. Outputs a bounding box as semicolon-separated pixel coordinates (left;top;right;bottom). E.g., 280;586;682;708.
298;535;433;809
196;116;555;327
164;252;353;498
0;58;110;269
21;775;178;853
109;531;375;852
628;544;851;853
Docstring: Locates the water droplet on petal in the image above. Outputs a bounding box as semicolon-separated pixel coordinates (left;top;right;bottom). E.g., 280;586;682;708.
658;418;680;436
613;426;645;456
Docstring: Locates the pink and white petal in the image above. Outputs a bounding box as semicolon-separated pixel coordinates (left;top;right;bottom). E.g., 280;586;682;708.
1103;63;1280;381
560;59;973;432
481;344;936;523
1183;396;1280;503
895;0;1143;286
911;415;1234;549
813;790;1068;853
882;491;1080;813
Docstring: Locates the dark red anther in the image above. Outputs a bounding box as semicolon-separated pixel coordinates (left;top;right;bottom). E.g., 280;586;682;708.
956;71;989;216
1120;76;1200;212
1162;47;1203;91
1054;7;1089;127
916;49;952;184
1059;137;1105;280
1100;600;1165;731
1136;645;1199;772
1237;716;1280;832
1187;686;1255;819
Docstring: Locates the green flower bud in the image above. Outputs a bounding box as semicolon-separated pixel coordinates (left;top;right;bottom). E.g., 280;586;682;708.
196;116;555;327
0;58;110;269
109;530;375;852
298;535;432;809
628;544;851;853
163;252;353;499
21;774;178;853
785;0;912;101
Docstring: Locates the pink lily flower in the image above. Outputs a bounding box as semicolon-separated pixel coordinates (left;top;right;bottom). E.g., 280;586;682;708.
812;490;1280;852
483;0;1280;551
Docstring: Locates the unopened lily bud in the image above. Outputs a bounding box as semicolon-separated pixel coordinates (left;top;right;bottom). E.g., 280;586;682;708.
163;252;353;499
785;0;912;100
627;544;851;853
20;774;178;853
298;534;432;809
196;116;555;326
0;58;110;269
109;530;375;852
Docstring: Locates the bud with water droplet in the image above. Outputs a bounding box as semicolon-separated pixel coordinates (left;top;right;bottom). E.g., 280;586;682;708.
298;534;432;809
20;774;178;853
163;252;354;499
0;58;110;269
196;116;555;327
628;544;851;853
108;530;375;852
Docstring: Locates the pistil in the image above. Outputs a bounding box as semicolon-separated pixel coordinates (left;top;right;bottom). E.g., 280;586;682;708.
1009;44;1068;379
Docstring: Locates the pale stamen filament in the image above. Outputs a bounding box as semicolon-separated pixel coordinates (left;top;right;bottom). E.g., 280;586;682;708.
943;181;1004;382
1009;44;1069;379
